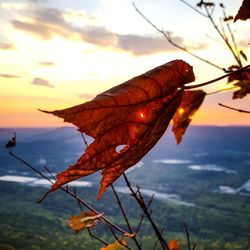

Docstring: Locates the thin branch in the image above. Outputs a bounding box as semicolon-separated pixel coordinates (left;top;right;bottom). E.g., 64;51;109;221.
218;103;250;113
206;86;236;95
203;5;242;66
183;223;191;250
132;2;223;70
111;184;141;249
152;228;165;250
80;132;89;148
87;228;109;246
179;0;207;17
123;173;169;250
183;64;250;90
192;243;197;250
222;7;242;66
108;225;132;250
135;194;154;233
9;151;131;236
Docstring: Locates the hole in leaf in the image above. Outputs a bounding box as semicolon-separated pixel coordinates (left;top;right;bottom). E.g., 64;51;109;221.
116;144;128;153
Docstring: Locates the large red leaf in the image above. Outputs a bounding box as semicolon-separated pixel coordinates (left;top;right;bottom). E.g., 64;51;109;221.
42;60;195;199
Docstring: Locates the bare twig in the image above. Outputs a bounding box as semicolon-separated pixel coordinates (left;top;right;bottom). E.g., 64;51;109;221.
179;0;207;17
80;132;89;148
183;222;192;250
152;228;165;250
132;2;223;70
222;6;242;66
218;103;250;113
111;184;141;249
135;194;154;233
203;5;242;67
87;228;109;246
123;173;169;250
108;225;132;250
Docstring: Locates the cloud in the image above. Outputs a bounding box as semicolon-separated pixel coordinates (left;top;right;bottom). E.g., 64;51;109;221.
117;34;183;55
38;61;55;66
11;20;68;39
78;26;116;46
10;6;185;55
31;77;54;88
0;42;15;50
0;74;19;78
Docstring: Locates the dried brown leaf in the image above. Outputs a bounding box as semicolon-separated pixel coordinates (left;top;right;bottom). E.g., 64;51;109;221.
172;90;206;144
41;60;195;199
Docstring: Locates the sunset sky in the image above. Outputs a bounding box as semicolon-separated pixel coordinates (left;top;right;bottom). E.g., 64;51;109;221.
0;0;249;128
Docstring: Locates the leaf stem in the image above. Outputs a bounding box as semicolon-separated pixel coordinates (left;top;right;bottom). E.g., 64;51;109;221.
218;103;250;113
183;64;250;90
206;86;236;95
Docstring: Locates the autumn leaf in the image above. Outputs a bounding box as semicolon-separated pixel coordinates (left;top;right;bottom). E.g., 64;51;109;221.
172;90;206;144
233;81;250;99
168;240;180;250
100;240;127;250
227;66;250;99
234;0;250;22
41;60;195;199
5;132;16;149
68;211;103;233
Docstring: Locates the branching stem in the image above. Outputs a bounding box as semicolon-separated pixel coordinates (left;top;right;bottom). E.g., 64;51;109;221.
9;151;131;236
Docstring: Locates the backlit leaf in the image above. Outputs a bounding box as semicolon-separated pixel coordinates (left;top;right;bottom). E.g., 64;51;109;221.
234;0;250;22
68;211;103;233
172;90;206;144
100;240;126;250
227;66;250;99
41;60;195;199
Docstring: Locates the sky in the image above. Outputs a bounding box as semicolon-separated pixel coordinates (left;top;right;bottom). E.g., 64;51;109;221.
0;0;249;127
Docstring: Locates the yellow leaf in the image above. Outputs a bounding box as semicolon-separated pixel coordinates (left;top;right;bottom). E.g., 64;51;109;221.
100;240;127;250
68;211;103;233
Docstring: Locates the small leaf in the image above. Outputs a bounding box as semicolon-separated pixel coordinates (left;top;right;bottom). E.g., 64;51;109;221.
68;211;103;233
234;0;250;22
100;240;126;250
41;60;195;199
124;232;136;238
172;90;206;144
5;132;16;148
223;16;234;22
168;240;180;250
233;81;250;99
227;66;250;99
